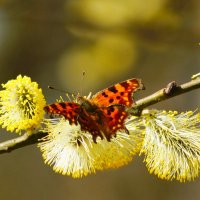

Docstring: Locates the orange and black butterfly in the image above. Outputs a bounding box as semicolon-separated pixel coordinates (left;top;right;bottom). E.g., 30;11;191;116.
44;78;144;142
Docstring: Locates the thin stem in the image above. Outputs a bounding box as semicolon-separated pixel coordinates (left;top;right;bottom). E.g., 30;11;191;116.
0;132;47;154
128;77;200;115
0;77;199;154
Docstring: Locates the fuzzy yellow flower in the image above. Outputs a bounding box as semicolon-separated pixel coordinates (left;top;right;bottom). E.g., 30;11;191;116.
93;116;144;170
38;116;144;178
39;118;97;178
140;110;200;182
0;75;46;133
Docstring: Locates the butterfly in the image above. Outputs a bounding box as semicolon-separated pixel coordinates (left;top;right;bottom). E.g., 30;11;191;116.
44;78;144;142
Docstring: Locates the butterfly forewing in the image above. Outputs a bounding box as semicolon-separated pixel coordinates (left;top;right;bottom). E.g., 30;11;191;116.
91;78;144;107
44;102;80;125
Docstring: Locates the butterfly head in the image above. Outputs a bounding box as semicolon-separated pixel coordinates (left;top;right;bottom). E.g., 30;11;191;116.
77;96;97;112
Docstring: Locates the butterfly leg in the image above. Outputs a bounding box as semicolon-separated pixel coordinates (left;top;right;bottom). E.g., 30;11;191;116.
124;126;129;134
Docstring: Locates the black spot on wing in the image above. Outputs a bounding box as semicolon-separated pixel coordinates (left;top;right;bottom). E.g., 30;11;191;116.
106;106;115;116
109;98;114;103
68;103;73;107
108;86;118;93
116;96;121;99
50;104;59;112
59;102;67;109
120;81;129;89
102;92;108;97
109;106;115;112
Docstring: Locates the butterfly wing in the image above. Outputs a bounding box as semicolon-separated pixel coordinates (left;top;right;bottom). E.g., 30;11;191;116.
44;102;80;125
91;78;144;107
76;105;128;141
99;105;128;140
44;78;144;142
77;108;104;142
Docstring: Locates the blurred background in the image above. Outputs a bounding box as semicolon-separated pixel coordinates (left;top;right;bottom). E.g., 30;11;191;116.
0;0;200;199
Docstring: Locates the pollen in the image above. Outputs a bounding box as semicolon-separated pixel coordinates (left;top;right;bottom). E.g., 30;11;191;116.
38;116;144;178
140;109;200;182
0;75;46;133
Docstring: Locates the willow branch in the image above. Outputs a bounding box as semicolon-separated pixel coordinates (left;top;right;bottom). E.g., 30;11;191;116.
0;77;200;154
128;77;200;115
0;132;47;154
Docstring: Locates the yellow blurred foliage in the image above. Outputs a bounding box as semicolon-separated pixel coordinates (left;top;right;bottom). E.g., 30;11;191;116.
0;0;5;6
57;33;137;91
66;0;167;27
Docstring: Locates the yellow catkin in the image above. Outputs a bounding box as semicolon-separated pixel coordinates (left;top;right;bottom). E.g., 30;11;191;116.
141;110;200;182
38;116;144;178
0;75;46;133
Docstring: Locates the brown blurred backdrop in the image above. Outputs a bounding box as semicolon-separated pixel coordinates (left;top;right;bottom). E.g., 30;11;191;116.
0;0;200;200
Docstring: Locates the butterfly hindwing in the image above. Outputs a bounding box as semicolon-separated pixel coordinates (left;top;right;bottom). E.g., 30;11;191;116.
91;78;144;107
78;105;128;141
100;105;128;139
77;108;104;142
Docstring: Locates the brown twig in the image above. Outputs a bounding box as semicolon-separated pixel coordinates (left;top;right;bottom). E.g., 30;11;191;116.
0;132;47;154
0;77;200;154
128;77;200;115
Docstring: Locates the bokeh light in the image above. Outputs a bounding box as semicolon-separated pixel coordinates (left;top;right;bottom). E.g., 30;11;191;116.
58;33;137;91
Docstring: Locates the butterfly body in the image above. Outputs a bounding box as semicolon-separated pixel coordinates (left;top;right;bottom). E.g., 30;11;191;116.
77;96;99;114
45;78;144;142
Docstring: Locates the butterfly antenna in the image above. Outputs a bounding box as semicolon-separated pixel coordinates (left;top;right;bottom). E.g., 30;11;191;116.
48;86;67;93
48;86;73;101
80;71;86;96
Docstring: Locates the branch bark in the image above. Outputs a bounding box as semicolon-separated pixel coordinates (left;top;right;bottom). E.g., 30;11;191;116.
0;77;199;154
0;132;47;154
128;77;200;115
